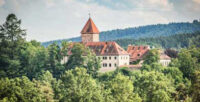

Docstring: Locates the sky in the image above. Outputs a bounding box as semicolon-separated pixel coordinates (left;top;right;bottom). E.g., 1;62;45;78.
0;0;200;42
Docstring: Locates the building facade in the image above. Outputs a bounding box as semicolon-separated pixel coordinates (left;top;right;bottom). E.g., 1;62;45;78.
62;17;130;72
127;45;150;63
159;52;171;66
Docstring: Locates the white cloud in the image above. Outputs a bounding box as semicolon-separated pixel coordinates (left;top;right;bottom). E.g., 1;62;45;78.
0;0;5;6
129;0;173;11
193;0;200;4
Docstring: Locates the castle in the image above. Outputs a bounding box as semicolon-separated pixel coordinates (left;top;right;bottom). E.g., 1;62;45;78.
62;16;171;72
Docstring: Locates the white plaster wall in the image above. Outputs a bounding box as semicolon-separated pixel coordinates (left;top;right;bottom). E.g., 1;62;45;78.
61;55;130;72
98;55;129;72
118;55;130;66
92;34;99;42
98;56;118;72
159;60;171;66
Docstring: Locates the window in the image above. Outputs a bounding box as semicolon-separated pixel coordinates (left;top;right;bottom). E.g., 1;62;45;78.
109;56;111;60
103;63;107;67
109;63;111;67
114;56;117;60
137;54;140;56
115;63;117;67
103;56;107;60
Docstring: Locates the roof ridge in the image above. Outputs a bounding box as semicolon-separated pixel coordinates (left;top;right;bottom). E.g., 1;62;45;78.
113;42;120;54
101;42;107;55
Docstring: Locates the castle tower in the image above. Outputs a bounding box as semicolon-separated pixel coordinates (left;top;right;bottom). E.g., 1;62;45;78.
81;17;99;42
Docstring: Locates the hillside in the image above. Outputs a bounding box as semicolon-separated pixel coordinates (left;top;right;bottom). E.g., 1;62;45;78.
115;32;200;49
42;21;200;47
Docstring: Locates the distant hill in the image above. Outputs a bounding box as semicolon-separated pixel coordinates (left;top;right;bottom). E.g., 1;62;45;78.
115;32;200;49
42;21;200;47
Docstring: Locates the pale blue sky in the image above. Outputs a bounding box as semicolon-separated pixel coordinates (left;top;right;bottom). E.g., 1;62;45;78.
0;0;200;42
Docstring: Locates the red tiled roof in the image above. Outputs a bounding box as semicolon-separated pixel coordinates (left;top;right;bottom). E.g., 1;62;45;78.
127;45;150;62
67;42;129;56
81;17;99;34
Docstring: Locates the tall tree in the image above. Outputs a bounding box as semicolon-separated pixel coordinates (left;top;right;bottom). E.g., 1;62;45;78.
66;43;85;69
0;14;26;78
66;43;101;77
19;41;48;79
47;42;64;78
143;49;160;65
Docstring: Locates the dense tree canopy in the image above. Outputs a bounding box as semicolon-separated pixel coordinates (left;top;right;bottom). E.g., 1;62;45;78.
0;76;44;102
61;68;103;102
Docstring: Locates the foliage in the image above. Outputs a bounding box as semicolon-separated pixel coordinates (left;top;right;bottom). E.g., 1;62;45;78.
66;43;86;69
115;32;200;49
103;73;142;102
191;70;200;102
36;71;63;101
133;71;175;102
143;49;160;64
0;14;26;78
19;41;48;79
66;43;101;77
60;68;103;102
0;76;44;102
47;42;64;78
170;47;200;79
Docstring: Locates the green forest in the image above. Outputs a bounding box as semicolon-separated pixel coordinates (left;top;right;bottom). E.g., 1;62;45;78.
1;14;200;102
115;32;200;49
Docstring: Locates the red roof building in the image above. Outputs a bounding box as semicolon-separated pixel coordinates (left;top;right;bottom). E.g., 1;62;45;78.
61;17;130;72
127;45;150;62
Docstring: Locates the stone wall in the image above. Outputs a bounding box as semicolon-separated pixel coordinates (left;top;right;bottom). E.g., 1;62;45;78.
81;33;99;42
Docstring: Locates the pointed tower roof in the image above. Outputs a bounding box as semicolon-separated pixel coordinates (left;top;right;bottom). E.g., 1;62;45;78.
81;17;99;34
